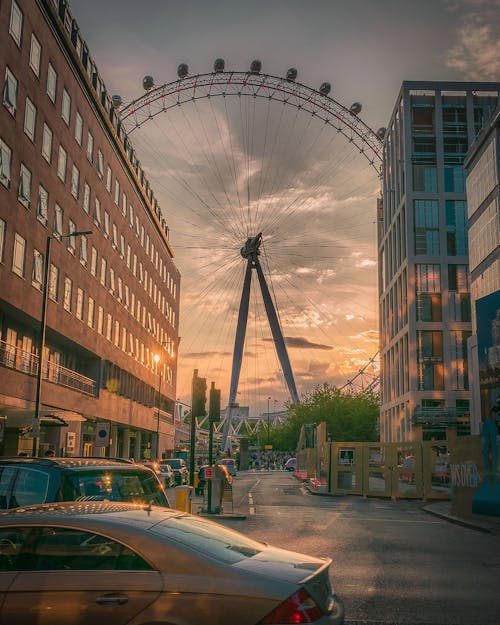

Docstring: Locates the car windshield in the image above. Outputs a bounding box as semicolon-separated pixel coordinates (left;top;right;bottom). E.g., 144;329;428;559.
60;470;169;507
152;515;264;564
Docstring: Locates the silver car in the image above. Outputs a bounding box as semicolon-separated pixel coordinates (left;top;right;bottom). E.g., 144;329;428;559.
0;502;344;625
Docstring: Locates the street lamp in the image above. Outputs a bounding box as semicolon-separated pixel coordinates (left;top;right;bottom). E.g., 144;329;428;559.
154;353;161;460
32;230;92;456
267;396;271;445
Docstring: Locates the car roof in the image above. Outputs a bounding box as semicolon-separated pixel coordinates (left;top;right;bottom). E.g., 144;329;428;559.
0;457;145;470
0;501;182;526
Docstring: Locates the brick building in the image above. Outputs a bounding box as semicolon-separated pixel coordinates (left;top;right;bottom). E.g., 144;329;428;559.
0;0;180;457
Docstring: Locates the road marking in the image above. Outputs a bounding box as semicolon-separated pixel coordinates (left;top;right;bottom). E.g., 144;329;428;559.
250;506;255;515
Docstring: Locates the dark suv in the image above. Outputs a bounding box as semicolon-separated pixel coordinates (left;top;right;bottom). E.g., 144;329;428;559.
160;458;188;485
0;457;170;510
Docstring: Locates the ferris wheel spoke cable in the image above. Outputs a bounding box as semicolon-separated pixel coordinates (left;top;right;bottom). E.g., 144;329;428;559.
192;99;246;239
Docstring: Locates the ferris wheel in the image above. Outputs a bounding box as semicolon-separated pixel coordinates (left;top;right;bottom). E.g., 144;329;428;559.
115;59;384;442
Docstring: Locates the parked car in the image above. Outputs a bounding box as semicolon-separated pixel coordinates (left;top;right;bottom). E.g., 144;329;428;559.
218;457;237;476
0;457;170;509
141;461;175;489
0;502;345;624
160;458;188;485
285;457;298;471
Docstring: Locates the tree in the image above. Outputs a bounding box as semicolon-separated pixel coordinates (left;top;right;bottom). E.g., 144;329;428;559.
271;383;379;450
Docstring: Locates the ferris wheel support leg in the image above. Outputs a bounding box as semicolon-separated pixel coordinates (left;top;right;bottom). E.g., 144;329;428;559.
222;259;253;452
255;258;300;404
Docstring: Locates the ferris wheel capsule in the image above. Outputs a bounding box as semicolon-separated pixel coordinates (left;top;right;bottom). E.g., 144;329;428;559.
142;76;155;91
376;127;387;140
111;94;123;109
350;102;362;115
319;82;331;96
250;59;262;74
214;58;225;72
177;63;189;79
286;68;298;82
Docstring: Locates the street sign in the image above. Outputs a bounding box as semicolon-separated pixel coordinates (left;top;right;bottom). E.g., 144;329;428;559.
204;467;214;480
264;444;273;450
95;422;110;447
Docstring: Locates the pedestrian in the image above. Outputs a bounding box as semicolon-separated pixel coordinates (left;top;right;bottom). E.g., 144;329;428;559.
44;449;55;457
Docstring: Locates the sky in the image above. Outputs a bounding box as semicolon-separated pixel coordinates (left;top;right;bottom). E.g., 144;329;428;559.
69;0;500;415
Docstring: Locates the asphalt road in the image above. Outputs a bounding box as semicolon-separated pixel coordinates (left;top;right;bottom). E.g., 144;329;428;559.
202;470;500;625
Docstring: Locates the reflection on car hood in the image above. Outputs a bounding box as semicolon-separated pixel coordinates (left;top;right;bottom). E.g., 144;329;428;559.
232;545;329;583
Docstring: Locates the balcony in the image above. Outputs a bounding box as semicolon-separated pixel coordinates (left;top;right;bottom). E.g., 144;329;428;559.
0;340;97;397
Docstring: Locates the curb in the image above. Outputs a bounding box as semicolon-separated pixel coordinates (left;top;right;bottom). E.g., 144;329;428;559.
197;512;247;520
421;505;494;533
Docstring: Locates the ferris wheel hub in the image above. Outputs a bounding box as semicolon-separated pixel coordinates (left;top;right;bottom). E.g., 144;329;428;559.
240;232;262;260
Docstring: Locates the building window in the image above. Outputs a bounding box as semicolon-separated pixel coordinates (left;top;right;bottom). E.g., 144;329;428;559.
12;233;26;277
446;200;468;256
120;234;125;258
9;1;23;47
104;211;110;238
449;331;471;390
37;184;48;225
94;197;101;225
57;145;67;182
53;204;63;239
106;166;112;192
100;258;107;286
122;193;127;217
70;164;80;199
114;180;120;205
97;150;104;178
80;235;88;265
415;264;442;322
63;276;73;311
76;288;84;320
114;320;120;346
74;112;83;145
61;88;71;125
87;297;95;328
29;34;42;77
129;204;134;227
117;276;123;301
0;219;6;262
32;248;43;289
41;123;52;163
3;67;18;116
112;223;118;249
49;264;59;301
414;199;439;255
86;131;94;162
0;138;12;187
417;331;444;391
448;264;471;322
46;63;57;103
106;313;112;341
18;163;32;208
109;267;115;294
444;165;465;192
23;97;36;141
67;220;76;254
126;244;131;268
90;246;97;276
97;306;104;334
83;182;91;214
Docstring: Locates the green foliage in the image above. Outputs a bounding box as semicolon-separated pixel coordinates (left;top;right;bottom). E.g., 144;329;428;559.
270;384;379;450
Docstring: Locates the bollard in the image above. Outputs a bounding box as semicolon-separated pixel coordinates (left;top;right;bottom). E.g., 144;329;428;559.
175;485;194;513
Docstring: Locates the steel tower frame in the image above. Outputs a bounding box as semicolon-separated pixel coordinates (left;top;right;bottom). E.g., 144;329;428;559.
222;233;299;450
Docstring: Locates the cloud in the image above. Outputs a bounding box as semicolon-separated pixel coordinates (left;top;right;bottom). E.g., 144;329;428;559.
444;1;500;79
263;336;332;350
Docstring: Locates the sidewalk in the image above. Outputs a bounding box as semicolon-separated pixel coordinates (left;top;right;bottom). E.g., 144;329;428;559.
293;474;500;534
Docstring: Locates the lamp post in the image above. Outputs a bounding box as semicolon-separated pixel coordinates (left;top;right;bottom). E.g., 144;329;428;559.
154;353;161;460
32;230;92;457
267;396;271;445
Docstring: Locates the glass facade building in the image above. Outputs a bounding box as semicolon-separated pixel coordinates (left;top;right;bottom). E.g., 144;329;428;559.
379;81;499;442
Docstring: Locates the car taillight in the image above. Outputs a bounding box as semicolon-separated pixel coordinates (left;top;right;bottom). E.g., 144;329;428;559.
261;588;323;624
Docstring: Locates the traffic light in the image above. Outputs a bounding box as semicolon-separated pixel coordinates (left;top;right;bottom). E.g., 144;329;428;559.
191;369;207;418
209;381;221;422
